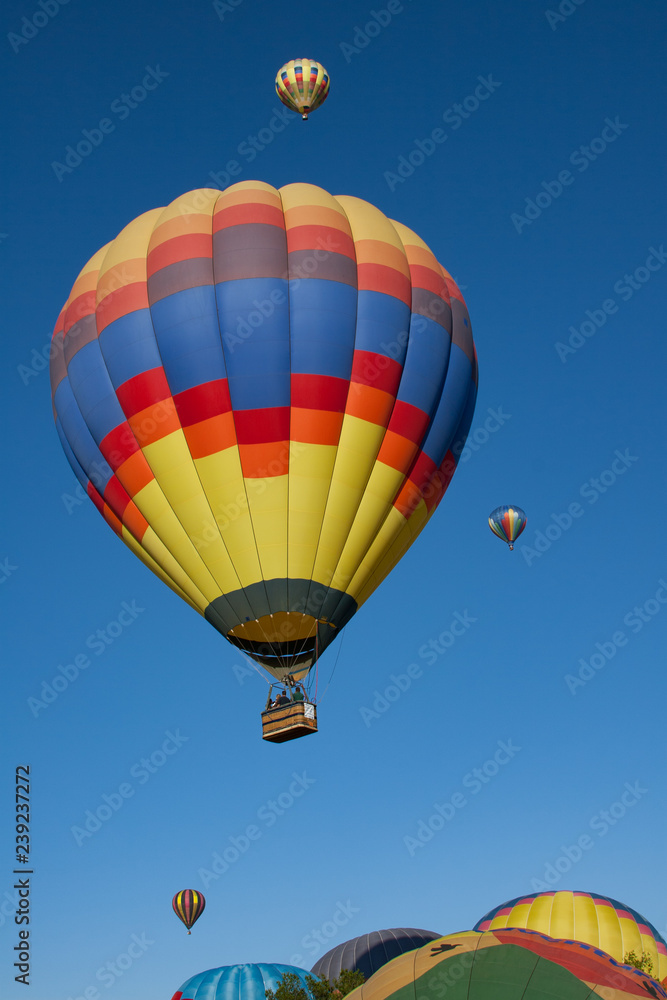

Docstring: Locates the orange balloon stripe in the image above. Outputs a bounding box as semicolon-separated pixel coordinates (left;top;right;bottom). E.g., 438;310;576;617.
147;233;213;273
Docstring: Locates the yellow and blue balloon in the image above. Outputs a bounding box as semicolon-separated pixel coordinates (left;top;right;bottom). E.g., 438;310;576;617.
50;181;477;693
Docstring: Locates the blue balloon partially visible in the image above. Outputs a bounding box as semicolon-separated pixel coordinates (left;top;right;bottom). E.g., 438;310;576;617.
172;962;314;1000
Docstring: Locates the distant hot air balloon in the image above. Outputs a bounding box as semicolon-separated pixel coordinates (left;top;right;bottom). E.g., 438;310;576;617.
275;59;329;119
488;504;526;550
50;181;477;737
312;928;442;983
343;929;667;1000
172;889;205;934
171;962;314;1000
474;890;667;980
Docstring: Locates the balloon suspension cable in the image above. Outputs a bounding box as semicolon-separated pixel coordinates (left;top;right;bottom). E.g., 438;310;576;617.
241;652;273;685
313;629;319;703
315;626;345;704
286;612;311;674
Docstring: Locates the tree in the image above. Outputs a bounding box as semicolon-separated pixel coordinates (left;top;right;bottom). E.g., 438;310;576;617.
266;969;366;1000
624;951;654;976
331;970;367;997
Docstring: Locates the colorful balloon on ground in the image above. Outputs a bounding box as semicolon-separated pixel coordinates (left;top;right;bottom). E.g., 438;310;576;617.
172;889;205;934
312;928;442;982
474;891;667;980
275;59;329;119
343;929;667;1000
50;181;477;687
171;963;313;1000
488;505;526;550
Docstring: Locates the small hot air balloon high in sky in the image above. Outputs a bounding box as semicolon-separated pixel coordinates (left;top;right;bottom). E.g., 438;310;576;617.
275;59;330;119
172;889;206;934
488;504;527;550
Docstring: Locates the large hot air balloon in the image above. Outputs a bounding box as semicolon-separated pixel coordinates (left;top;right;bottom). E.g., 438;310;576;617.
275;60;329;120
171;962;314;1000
172;889;206;934
474;891;667;980
50;181;477;734
343;929;667;1000
312;928;442;983
488;504;526;550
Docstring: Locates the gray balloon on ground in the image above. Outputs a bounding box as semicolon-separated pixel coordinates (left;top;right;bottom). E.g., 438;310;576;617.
311;928;442;983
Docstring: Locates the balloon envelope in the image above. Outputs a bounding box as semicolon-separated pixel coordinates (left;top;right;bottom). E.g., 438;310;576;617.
488;505;526;549
474;890;667;980
312;927;442;982
172;962;314;1000
343;929;667;1000
172;889;205;932
275;59;329;118
50;181;477;683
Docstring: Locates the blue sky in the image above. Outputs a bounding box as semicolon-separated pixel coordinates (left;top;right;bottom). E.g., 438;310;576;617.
2;0;666;997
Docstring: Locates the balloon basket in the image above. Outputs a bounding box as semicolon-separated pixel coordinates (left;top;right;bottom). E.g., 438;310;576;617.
261;701;318;742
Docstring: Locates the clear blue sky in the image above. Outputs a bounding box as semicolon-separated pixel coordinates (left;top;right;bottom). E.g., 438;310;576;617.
2;0;666;997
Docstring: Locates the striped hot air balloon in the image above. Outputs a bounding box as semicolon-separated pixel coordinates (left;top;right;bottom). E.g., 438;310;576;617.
172;889;205;934
474;891;667;980
342;929;667;1000
488;504;527;550
50;181;477;710
275;59;330;119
